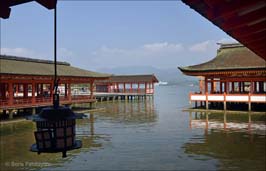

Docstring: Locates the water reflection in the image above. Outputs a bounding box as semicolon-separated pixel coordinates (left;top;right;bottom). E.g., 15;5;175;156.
184;111;266;171
0;99;157;171
189;111;266;135
95;99;158;125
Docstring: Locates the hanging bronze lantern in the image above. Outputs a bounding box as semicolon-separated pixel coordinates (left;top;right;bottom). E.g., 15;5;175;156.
30;106;84;157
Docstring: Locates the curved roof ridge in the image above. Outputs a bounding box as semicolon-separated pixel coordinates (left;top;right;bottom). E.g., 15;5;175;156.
179;45;266;74
0;55;70;66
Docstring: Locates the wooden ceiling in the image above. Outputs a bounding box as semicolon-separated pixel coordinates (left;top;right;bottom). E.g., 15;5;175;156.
182;0;266;60
0;0;56;19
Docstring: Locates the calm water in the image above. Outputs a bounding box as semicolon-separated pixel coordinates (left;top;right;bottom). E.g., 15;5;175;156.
0;85;265;171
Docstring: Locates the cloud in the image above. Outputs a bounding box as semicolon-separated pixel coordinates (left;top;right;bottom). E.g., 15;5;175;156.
90;42;185;69
142;42;183;52
189;40;216;52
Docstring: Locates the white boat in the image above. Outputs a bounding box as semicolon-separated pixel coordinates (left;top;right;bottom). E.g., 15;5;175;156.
155;81;168;86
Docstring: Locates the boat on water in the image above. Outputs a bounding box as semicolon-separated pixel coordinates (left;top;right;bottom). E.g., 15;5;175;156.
155;81;168;86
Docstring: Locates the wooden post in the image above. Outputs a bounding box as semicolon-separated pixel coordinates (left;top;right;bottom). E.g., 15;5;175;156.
204;77;208;93
130;83;132;93
248;93;251;111
205;92;208;110
8;109;14;119
40;83;43;96
145;82;147;94
123;83;126;93
68;83;72;101
232;82;235;93
137;83;140;93
50;83;53;98
32;82;36;104
65;83;68;97
90;80;94;99
223;92;226;110
8;82;14;106
211;78;214;93
32;108;36;115
238;82;241;93
23;83;28;98
259;81;263;93
220;81;223;93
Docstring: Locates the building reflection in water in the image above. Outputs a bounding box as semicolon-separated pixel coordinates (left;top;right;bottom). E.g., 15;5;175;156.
184;111;266;171
94;98;158;125
189;111;266;135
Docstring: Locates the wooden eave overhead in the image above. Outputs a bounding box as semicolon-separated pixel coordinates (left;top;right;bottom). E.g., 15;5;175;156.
0;0;57;19
182;0;266;60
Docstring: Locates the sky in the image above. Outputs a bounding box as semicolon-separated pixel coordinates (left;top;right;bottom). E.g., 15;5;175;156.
0;1;237;71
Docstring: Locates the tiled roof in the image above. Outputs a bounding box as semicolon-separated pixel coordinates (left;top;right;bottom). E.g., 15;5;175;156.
178;44;266;74
0;55;110;78
96;75;159;83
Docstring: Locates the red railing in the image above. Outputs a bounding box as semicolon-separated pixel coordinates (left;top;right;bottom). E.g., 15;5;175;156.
0;95;95;109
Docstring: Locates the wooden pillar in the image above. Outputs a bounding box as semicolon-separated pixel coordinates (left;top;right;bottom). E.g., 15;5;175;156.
50;83;53;97
220;81;223;93
250;81;254;94
223;92;226;110
68;83;72;101
0;83;5;99
90;80;94;99
199;79;203;93
205;92;208;110
225;81;228;94
137;83;140;93
232;82;235;93
65;83;68;97
8;82;14;106
32;82;36;104
254;82;257;93
210;78;214;93
40;84;43;96
238;82;241;93
123;83;126;93
145;83;147;94
130;83;132;93
248;93;251;111
204;77;208;93
23;83;28;98
259;81;263;93
152;82;154;94
15;84;18;97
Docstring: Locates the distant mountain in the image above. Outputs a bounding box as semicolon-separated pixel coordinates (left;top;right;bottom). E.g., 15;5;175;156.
96;66;198;86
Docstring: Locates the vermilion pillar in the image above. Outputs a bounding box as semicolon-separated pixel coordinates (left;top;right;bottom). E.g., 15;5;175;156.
90;81;94;99
8;82;13;106
68;83;72;101
204;77;208;93
32;82;36;104
23;83;28;98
